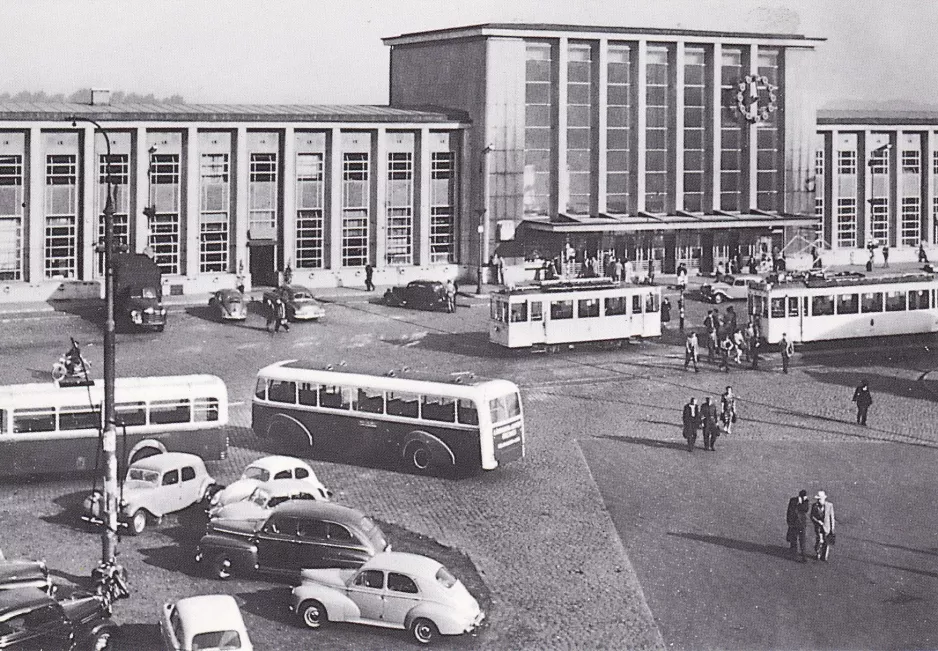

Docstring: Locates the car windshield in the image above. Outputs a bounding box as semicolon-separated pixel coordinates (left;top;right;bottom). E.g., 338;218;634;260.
249;488;271;507
292;292;312;300
127;468;160;484
435;566;457;589
192;630;242;650
242;467;270;482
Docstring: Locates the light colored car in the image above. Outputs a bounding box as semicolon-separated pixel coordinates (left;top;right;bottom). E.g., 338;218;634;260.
291;551;484;645
83;452;216;535
210;456;328;510
263;284;325;321
208;288;247;321
701;274;762;303
160;594;253;651
208;478;328;523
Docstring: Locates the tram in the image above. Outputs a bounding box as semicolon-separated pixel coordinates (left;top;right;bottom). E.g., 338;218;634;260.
489;278;661;350
747;272;938;344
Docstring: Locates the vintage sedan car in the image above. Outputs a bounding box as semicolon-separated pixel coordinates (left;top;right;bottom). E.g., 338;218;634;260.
209;456;329;511
0;587;115;650
291;551;484;645
195;502;389;580
0;556;53;595
82;452;216;535
700;274;762;303
383;280;448;311
160;594;252;651
207;478;328;524
262;285;325;321
208;288;247;321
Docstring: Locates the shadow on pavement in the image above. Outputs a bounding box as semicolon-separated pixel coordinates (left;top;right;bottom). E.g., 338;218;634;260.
45;299;105;326
236;586;294;624
383;331;496;359
845;556;938;580
848;536;938;557
116;623;161;648
42;489;96;533
803;368;938;403
594;433;687;452
667;532;793;560
137;543;204;579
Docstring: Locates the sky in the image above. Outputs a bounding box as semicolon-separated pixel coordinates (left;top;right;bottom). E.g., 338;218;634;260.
0;0;934;109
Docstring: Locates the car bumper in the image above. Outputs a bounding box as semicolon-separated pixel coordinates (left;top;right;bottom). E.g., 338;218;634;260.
292;311;324;320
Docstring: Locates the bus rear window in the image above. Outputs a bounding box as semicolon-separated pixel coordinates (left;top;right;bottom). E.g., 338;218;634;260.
193;398;220;422
489;393;521;424
150;399;190;425
13;408;56;433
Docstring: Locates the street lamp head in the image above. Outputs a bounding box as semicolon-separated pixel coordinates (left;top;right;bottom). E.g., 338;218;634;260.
148;145;158;155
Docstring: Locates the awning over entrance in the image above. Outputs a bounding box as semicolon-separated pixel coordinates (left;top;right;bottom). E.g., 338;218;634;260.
522;210;817;233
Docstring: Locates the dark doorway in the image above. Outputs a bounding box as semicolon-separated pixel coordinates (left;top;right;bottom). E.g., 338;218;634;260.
700;232;714;273
663;233;677;274
250;243;277;287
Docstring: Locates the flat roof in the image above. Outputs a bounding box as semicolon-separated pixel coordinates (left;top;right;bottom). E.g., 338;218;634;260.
0;102;468;124
523;211;817;234
384;22;824;46
818;108;938;126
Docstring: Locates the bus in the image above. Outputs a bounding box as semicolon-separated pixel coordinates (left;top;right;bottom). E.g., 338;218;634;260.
0;375;229;476
252;361;524;477
747;272;938;344
489;278;661;350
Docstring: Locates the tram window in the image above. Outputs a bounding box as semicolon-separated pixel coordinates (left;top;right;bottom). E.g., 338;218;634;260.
319;386;352;410
605;296;629;316
645;293;660;312
811;295;834;316
770;298;785;318
354;388;384;414
787;297;799;317
193;398;219;422
116;402;146;426
254;378;267;400
268;380;297;404
421;395;455;422
386;392;419;418
530;301;543;321
550;300;574;319
632;295;642;314
298;382;318;406
861;292;883;313
885;291;906;312
457;399;479;425
578;298;600;318
908;290;929;310
510;302;528;322
490;299;508;323
13;408;56;433
836;294;859;314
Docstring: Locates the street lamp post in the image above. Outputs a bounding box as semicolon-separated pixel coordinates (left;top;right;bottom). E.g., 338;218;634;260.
477;145;493;294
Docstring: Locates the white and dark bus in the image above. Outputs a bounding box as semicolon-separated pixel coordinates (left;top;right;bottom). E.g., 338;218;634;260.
252;361;525;477
0;375;229;476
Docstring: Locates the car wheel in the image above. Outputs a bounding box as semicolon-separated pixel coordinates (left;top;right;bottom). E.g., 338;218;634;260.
211;552;234;580
129;510;147;536
411;618;438;645
89;628;113;651
406;442;432;472
713;293;724;304
299;600;328;629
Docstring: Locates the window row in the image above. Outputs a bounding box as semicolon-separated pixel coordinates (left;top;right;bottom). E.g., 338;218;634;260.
492;293;661;324
3;397;219;434
766;290;933;319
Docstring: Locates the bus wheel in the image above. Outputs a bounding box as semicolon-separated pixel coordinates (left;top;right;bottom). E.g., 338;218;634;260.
405;442;432;472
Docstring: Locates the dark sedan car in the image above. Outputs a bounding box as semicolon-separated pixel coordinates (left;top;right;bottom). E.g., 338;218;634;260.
262;285;325;321
384;280;448;311
208;288;247;321
195;501;389;580
0;588;115;650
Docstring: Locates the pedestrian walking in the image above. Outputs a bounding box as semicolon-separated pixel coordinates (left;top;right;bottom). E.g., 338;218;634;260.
810;491;836;561
786;489;811;562
732;329;745;364
750;337;761;370
273;297;290;332
852;379;873;425
682;397;701;452
265;296;276;332
661;298;671;326
882;244;890;268
676;263;688;295
700;397;720;451
444;278;457;313
614;258;624;282
647;258;656;284
720;386;738;434
364;263;375;291
780;333;794;374
725;305;738;336
684;332;699;372
719;336;732;372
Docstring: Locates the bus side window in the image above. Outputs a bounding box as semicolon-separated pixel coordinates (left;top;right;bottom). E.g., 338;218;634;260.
631;295;641;314
193;398;219;422
386;392;418;418
319;386;351;410
770;298;785;318
116;402;147;426
254;378;267;400
12;408;56;433
355;388;384;414
59;407;101;431
298;383;318;406
530;301;543;321
268;381;297;404
421;396;455;422
457;399;479;425
509;302;528;322
150;399;191;425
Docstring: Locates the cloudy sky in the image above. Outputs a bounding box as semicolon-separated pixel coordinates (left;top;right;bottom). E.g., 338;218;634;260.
0;0;932;108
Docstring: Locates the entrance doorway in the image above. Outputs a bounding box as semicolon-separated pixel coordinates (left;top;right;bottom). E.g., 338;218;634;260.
249;243;278;287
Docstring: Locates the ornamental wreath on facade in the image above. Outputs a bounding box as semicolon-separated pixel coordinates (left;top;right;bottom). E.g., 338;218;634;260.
736;74;779;124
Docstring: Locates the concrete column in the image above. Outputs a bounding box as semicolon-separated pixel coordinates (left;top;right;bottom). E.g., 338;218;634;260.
80;126;96;281
890;131;900;249
418;128;431;265
374;127;387;268
27;127;44;282
184;127;199;277
674;41;686;210
133;128;149;253
747;45;759;211
282;126;296;270
234;127;249;281
710;43;722;213
556;38;569;216
596;38;609;214
329;128;343;270
635;40;647;213
925;130;934;245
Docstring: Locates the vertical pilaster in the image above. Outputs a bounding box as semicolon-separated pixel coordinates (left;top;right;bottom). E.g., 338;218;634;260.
556;37;569;216
234;127;249;280
674;41;686;211
710;43;722;213
747;45;759;211
27;127;44;282
80;126;96;281
635;39;647;213
891;131;900;248
374;127;387;267
596;38;609;214
282;126;296;270
329;128;343;270
925;130;934;245
133;128;149;253
184;127;199;277
418;128;431;265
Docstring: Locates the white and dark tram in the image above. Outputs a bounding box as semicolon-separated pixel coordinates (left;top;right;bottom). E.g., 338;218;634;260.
489;278;661;350
748;272;938;344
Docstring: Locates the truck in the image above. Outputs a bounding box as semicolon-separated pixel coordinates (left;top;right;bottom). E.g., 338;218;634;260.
113;252;166;332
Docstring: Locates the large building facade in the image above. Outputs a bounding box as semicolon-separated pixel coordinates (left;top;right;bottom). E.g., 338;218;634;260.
385;24;823;276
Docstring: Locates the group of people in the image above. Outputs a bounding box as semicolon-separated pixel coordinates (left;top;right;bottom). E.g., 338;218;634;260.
786;489;836;562
681;387;738;452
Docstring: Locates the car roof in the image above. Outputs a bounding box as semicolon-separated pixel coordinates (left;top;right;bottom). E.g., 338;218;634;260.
0;588;54;616
256;478;320;494
131;452;204;471
215;288;242;297
247;456;310;472
269;501;365;523
408;280;443;287
172;594;245;631
364;551;444;577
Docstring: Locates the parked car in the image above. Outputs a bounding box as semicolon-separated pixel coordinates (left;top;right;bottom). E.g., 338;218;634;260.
160;594;252;651
209;456;329;511
0;587;115;650
208;478;328;524
208;288;247;321
195;502;389;580
700;274;762;303
383;281;448;311
291;551;484;645
82;452;216;535
0;556;53;595
262;285;325;321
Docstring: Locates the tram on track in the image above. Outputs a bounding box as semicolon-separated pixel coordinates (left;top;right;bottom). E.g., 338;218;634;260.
489;278;661;350
747;272;938;344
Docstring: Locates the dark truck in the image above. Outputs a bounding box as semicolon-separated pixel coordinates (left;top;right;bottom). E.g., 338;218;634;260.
113;253;166;332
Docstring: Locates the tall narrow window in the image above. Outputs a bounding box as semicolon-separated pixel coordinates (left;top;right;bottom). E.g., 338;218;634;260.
902;150;920;174
386;152;414;265
756;49;781;211
149;153;181;274
566;42;593;214
645;45;670;213
45;154;78;278
683;46;706;212
199;153;229;272
430;151;456;263
870;197;889;244
836;198;857;248
720;48;744;211
296;153;324;269
901;197;920;247
524;42;553;217
0;155;24;280
815;148;825;245
837;150;857;175
97;154;129;276
342;152;369;267
606;44;631;213
869;147;889;175
249;153;278;237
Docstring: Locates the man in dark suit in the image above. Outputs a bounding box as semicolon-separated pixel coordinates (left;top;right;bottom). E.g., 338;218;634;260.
682;397;700;452
700;397;719;452
786;489;810;562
